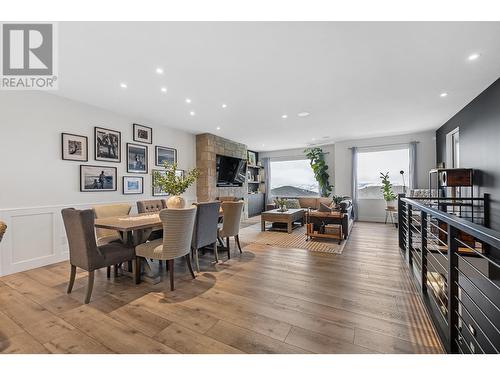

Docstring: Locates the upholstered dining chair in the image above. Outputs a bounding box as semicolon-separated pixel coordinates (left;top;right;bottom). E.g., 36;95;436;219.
191;201;221;271
135;206;197;290
218;201;244;259
137;199;167;241
61;208;136;304
0;221;6;243
92;203;132;246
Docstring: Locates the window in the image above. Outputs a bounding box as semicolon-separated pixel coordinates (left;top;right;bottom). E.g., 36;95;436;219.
446;127;460;168
270;159;319;197
357;147;409;199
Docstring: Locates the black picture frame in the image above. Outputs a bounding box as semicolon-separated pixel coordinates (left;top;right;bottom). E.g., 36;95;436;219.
155;146;177;167
80;165;117;192
122;176;144;195
133;123;153;144
126;143;148;174
152;169;168;196
94;126;121;163
61;133;88;162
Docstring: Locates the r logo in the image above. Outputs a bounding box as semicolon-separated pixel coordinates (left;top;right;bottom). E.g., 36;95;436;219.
2;23;53;75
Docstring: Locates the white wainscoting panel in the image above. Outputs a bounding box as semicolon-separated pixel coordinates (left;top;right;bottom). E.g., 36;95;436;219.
0;196;196;276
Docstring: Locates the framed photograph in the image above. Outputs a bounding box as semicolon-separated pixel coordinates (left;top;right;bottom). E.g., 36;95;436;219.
133;123;153;144
123;176;144;195
248;150;257;166
80;165;117;192
95;126;121;163
155;146;177;166
126;143;148;174
62;133;88;161
152;169;168;196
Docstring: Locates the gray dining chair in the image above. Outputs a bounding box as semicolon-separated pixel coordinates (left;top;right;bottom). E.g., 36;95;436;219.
218;201;244;259
92;203;132;246
135;206;197;290
191;201;221;271
61;208;136;304
137;199;167;241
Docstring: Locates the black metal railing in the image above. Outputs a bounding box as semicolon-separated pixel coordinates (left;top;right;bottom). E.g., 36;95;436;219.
398;195;500;353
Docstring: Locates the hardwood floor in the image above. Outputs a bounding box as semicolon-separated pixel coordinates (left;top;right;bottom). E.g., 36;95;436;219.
0;221;443;354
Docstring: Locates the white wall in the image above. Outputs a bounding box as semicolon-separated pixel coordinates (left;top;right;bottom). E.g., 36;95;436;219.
0;91;196;276
334;131;436;222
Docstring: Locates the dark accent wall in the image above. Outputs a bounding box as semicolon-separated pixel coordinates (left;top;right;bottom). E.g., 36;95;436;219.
436;77;500;231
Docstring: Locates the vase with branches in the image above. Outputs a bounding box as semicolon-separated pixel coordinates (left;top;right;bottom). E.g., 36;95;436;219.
152;162;200;208
379;172;397;209
304;147;333;197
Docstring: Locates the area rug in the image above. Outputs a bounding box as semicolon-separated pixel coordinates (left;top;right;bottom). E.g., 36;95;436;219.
240;223;346;254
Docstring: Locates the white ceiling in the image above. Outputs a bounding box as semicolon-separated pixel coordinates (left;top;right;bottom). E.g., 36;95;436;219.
57;22;500;151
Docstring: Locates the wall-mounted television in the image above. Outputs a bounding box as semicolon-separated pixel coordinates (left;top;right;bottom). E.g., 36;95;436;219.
216;154;247;187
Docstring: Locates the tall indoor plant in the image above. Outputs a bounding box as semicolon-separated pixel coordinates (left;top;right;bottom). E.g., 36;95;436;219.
152;162;199;208
379;172;398;209
304;147;333;197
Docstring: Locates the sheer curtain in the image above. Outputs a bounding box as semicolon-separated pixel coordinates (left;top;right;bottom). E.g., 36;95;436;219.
261;157;273;205
351;147;359;221
409;141;417;191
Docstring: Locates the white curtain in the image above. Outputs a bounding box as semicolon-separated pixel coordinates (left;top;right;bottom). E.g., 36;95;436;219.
409;141;417;191
351;147;359;221
262;157;273;205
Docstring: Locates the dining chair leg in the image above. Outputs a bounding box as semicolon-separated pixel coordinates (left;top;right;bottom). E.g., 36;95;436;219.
84;271;95;304
214;242;219;263
106;266;111;279
185;254;196;279
192;246;200;272
235;235;242;253
133;257;142;285
67;265;76;294
226;237;231;259
114;264;119;277
217;236;225;248
168;259;175;291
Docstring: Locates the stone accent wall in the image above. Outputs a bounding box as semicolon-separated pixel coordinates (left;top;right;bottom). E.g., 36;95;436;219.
196;133;248;218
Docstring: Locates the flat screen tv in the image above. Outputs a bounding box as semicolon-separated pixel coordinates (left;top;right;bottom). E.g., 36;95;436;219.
216;154;247;187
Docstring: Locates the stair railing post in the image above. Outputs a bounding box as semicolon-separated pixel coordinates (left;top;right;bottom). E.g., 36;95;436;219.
447;224;459;353
421;210;428;294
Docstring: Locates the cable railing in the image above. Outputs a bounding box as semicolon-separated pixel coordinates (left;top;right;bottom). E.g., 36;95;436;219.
398;194;500;353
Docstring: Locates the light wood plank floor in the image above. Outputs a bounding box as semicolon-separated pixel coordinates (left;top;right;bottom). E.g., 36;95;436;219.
0;221;443;354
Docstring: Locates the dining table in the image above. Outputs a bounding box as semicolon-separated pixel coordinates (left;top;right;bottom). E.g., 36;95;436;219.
94;209;224;284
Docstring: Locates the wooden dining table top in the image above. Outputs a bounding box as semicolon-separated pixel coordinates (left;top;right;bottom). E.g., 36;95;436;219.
94;209;223;232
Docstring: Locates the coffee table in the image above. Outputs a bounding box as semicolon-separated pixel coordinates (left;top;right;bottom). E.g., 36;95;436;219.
261;208;305;234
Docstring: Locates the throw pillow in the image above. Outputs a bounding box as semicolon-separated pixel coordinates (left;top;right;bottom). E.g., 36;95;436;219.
284;199;301;209
318;203;332;213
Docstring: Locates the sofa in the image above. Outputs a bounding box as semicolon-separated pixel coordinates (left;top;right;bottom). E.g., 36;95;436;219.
267;196;354;239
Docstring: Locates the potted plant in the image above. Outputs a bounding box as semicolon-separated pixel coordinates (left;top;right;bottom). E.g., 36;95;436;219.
274;198;288;212
331;195;343;210
304;147;333;197
379;172;398;209
152;162;200;208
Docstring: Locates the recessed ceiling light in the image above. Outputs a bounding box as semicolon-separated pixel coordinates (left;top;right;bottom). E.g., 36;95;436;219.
262;144;265;147
298;112;311;117
440;92;448;98
216;126;221;130
120;83;127;89
156;67;164;74
189;111;195;116
311;137;316;141
185;98;191;104
222;104;227;109
161;87;167;93
281;114;288;119
468;53;480;61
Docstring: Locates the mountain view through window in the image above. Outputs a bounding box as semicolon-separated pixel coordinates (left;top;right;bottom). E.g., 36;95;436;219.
270;159;319;197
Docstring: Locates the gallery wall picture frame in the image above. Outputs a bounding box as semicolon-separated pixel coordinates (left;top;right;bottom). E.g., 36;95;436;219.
152;169;168;196
133;123;153;144
126;143;148;174
80;165;118;192
123;176;144;195
155;146;177;167
62;133;88;162
94;126;121;163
